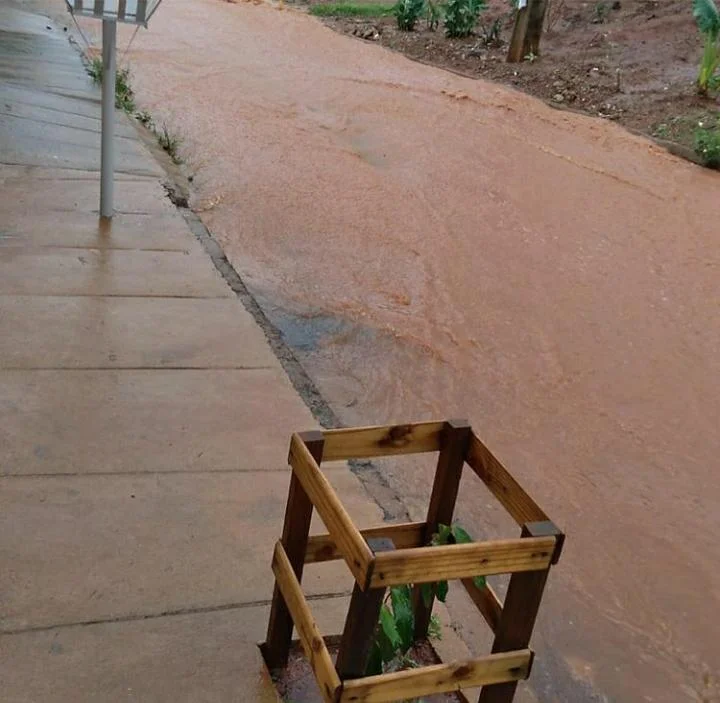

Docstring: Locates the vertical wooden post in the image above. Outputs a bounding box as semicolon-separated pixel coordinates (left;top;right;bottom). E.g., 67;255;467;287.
336;538;396;680
477;521;564;703
507;0;549;63
413;419;472;639
264;430;325;670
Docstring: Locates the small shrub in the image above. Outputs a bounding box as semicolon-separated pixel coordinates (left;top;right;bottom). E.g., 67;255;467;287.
86;57;136;113
693;0;720;95
444;0;484;37
393;0;425;30
694;117;720;167
426;0;442;29
158;124;183;164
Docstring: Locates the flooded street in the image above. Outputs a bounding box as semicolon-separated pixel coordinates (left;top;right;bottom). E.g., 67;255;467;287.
75;0;719;699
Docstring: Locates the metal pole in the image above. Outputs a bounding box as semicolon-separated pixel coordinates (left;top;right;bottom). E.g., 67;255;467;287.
100;18;116;219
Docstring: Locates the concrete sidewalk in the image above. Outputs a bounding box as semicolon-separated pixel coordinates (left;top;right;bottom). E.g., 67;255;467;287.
0;2;385;700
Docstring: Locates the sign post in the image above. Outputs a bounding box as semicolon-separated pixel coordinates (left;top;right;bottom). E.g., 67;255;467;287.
100;18;116;218
65;0;163;219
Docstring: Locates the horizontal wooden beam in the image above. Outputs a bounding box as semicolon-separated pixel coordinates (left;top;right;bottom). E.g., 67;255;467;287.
289;434;374;587
306;522;426;564
322;422;445;461
466;433;549;526
461;578;503;633
270;542;341;703
339;649;533;702
368;537;555;587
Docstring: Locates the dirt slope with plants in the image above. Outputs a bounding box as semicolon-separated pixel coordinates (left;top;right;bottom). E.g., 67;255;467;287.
309;0;720;161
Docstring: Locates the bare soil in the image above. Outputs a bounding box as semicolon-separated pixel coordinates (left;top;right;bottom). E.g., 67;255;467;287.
308;0;719;155
270;641;462;702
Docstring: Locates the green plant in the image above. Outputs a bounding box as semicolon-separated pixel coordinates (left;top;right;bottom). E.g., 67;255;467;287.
478;16;502;45
157;124;183;164
367;523;483;677
444;0;484;37
309;2;394;16
426;0;442;29
694;116;720;166
693;0;720;95
591;1;608;23
87;57;136;113
135;109;153;127
393;0;425;30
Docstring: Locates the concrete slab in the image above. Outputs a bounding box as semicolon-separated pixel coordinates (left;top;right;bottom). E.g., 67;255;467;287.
0;599;355;703
0;95;139;138
0;248;233;297
0;81;103;121
0;210;198;251
0;606;279;703
0;369;316;475
0;296;281;369
0;168;170;211
0;470;382;630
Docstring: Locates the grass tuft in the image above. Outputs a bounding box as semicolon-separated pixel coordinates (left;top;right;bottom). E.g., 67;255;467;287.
309;2;395;17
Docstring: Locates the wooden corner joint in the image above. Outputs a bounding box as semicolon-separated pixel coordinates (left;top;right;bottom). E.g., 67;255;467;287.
522;520;565;564
289;429;325;465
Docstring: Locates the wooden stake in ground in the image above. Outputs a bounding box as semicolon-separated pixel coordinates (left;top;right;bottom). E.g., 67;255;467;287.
507;0;548;63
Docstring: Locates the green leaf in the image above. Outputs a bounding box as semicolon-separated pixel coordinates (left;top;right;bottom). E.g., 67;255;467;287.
694;0;720;37
451;524;473;544
366;642;384;675
435;523;453;545
472;575;487;590
379;604;402;651
390;585;415;652
428;614;443;641
436;579;449;602
420;582;434;608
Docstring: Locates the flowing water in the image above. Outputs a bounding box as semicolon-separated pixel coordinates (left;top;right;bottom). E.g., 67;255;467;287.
75;1;720;699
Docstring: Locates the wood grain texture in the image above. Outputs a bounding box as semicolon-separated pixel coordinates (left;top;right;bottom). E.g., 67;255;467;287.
369;537;555;587
336;538;396;680
478;523;557;703
339;650;533;702
461;579;503;633
306;522;426;564
466;433;548;526
289;433;373;586
414;419;471;638
271;542;341;703
265;431;324;669
322;422;445;461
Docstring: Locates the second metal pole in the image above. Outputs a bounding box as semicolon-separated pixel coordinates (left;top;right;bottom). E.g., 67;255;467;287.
100;18;117;219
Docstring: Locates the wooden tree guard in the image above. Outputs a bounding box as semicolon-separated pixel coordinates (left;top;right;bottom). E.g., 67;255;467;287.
263;420;564;703
507;0;549;63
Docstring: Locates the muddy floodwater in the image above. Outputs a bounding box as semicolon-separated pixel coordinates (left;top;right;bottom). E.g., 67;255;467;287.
76;0;720;699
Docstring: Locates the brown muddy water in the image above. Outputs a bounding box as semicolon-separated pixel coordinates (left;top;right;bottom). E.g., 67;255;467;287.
70;0;720;700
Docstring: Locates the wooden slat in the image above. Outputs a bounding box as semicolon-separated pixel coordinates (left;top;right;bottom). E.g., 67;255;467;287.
92;0;103;16
369;537;555;588
466;434;548;526
415;419;472;638
336;538;396;680
306;522;425;564
265;431;324;669
289;433;373;586
322;421;445;461
478;522;560;703
117;0;127;20
271;542;341;703
461;579;503;633
339;650;533;703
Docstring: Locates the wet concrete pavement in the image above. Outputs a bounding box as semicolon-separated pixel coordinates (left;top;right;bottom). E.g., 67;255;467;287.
63;0;720;700
0;2;402;700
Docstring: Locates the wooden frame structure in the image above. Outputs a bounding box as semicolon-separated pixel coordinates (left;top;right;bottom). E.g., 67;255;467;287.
263;420;564;703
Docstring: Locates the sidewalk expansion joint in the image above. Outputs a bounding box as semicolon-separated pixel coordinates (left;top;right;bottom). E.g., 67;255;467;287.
0;591;352;636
